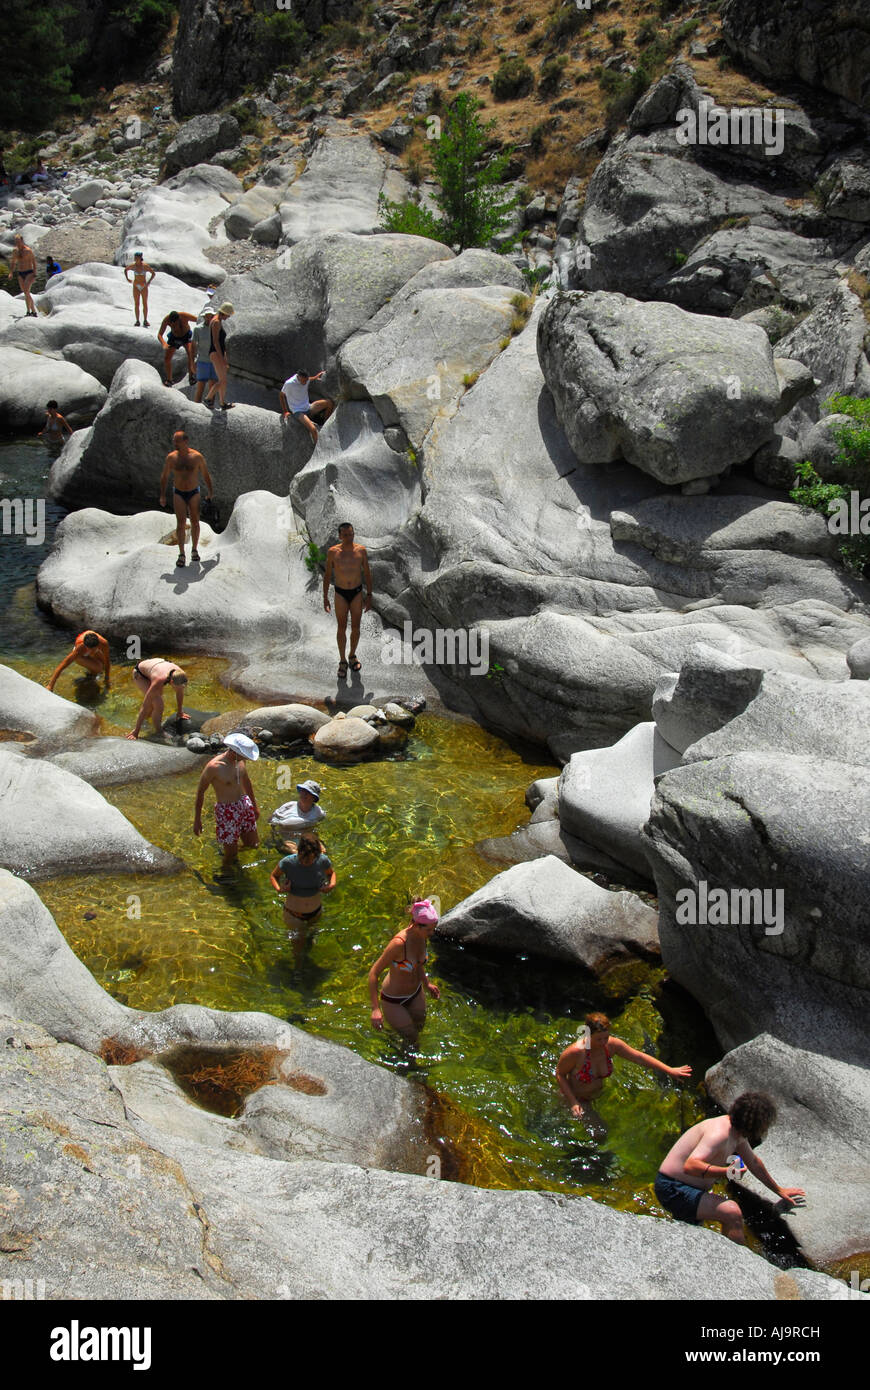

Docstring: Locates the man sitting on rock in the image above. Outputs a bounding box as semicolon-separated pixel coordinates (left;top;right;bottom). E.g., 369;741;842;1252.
157;309;198;386
159;429;214;568
654;1091;805;1244
279;369;335;443
47;630;111;693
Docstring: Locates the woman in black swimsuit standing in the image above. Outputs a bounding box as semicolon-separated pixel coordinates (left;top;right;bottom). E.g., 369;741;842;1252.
209;302;234;409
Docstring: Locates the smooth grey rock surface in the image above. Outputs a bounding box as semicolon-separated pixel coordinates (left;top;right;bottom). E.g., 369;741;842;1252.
0;664;98;750
438;856;660;971
50;737;201;786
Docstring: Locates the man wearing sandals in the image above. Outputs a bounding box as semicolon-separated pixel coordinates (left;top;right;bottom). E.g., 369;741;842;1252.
323;522;372;677
159;430;214;568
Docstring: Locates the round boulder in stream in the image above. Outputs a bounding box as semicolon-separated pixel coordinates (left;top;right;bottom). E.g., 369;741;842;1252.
438;856;659;972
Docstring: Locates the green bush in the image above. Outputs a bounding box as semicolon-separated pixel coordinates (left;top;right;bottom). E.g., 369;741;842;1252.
377;195;443;239
658;0;687;15
542;2;594;48
790;396;870;574
255;11;308;62
636;17;658;46
320;20;363;50
607;25;626;47
529;122;548;154
538;56;567;96
492;57;534;100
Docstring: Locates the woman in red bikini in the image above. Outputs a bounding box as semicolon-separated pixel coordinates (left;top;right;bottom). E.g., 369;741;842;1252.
556;1012;692;1119
369;899;441;1043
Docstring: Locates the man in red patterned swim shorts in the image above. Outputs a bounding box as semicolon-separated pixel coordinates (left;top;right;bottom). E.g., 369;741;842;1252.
193;732;261;869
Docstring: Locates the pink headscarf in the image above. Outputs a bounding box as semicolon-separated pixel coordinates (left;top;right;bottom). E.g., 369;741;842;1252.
410;899;438;926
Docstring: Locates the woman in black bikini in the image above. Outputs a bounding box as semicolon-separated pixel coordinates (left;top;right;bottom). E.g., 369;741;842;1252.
270;831;336;964
556;1012;692;1119
209;302;234;409
11;235;37;316
369;900;441;1043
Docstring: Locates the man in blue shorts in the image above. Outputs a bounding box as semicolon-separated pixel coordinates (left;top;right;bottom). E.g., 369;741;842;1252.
193;311;218;405
279;369;335;443
655;1091;805;1244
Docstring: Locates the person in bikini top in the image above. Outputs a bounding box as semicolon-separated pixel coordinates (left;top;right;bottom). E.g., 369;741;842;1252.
368;899;441;1043
556;1011;693;1119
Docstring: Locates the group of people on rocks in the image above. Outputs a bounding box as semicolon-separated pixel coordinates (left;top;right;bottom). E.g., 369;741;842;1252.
34;243;805;1256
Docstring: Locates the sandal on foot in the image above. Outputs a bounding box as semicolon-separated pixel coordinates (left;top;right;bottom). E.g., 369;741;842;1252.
134;319;140;326
190;549;200;561
143;320;149;327
188;372;196;385
349;656;361;672
337;660;348;678
221;402;235;410
176;554;186;567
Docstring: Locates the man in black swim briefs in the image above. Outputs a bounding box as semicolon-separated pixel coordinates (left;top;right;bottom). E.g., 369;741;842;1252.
11;235;38;316
323;522;372;678
159;429;214;568
157;309;198;385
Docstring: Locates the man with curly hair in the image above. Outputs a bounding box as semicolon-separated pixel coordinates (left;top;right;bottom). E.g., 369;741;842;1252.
654;1091;805;1243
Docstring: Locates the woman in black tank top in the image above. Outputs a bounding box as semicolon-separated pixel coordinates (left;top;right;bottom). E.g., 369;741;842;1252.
209;302;234;410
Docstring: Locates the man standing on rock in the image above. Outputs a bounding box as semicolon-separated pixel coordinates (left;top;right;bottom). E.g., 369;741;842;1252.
159;429;214;568
323;522;372;678
10;235;38;316
157;308;198;386
194;732;261;870
654;1091;805;1244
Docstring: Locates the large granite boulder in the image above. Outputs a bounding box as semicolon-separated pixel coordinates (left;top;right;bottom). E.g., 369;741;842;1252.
537;291;813;485
558;722;682;879
645;752;870;1064
0;1011;850;1298
0;664;98;750
221;231;452;387
116;164;242;285
163;112;242;175
707;1033;870;1268
722;0;870;111
48;359;307;515
775;284;870;449
339;285;517;450
0;748;180;880
291;401;420;545
0;344;106;429
278;136;404;245
437;856;660;970
50;737;201;786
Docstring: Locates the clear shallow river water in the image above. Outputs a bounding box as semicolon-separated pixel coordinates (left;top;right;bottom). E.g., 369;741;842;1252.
4;435;793;1248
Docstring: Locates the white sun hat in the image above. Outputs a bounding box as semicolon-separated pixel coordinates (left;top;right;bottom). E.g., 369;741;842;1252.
223;732;259;760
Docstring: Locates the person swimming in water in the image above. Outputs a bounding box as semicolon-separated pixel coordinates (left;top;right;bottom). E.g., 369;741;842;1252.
38;399;72;444
556;1011;692;1120
369;899;441;1043
124;251;155;326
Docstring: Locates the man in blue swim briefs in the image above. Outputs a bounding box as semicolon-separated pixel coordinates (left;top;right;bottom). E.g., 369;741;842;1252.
655;1092;805;1244
159;429;214;568
323;522;372;678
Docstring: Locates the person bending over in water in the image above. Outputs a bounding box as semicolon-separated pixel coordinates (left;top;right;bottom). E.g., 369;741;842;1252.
124;251;155;326
369;900;441;1044
126;657;189;739
47;629;111;693
194;732;261;869
39;399;72;444
655;1091;805;1244
323;522;372;678
159;430;213;567
556;1011;692;1119
270;831;336;963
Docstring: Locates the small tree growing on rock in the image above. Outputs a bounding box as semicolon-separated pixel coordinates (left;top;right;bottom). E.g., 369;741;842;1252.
379;93;518;253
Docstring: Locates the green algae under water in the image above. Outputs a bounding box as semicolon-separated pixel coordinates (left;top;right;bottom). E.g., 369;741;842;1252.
4;435;720;1222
